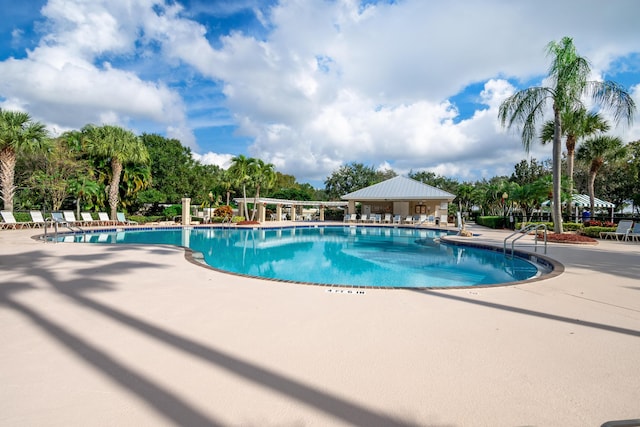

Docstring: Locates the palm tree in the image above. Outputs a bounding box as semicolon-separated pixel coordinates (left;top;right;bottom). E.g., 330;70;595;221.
250;159;276;221
0;110;49;211
228;154;253;220
499;36;635;233
576;135;626;214
219;169;235;206
540;107;610;191
82;124;150;220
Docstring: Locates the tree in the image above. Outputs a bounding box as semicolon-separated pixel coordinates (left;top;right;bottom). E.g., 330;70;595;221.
0;110;50;211
576;135;626;213
82;125;150;219
250;159;276;221
228;154;253;219
141;133;197;203
409;170;459;194
510;158;551;186
540;108;609;207
499;36;635;233
324;163;381;200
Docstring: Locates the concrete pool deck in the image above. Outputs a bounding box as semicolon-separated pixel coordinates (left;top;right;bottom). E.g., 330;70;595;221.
1;223;639;426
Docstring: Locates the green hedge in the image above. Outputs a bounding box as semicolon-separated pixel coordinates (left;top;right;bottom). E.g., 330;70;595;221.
476;216;505;229
581;226;615;238
515;221;583;231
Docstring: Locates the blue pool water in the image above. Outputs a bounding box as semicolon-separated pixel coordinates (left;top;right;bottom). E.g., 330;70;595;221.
57;226;541;288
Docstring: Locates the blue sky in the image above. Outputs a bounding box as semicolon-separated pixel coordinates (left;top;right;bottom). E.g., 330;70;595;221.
1;0;639;188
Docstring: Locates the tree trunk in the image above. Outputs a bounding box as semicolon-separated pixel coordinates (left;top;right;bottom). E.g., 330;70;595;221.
242;184;249;219
552;108;564;233
565;136;576;217
251;185;260;221
109;159;123;220
588;160;602;214
588;171;596;214
0;147;16;212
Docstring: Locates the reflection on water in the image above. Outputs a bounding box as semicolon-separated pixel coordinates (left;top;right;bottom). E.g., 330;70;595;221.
60;226;539;288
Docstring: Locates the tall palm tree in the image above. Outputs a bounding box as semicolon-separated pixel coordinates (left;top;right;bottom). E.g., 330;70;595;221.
576;135;626;214
82;125;150;220
250;159;276;221
0;110;49;211
540;107;610;191
499;36;635;233
228;154;253;219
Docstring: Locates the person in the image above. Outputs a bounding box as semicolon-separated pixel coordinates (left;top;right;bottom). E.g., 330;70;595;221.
582;208;591;222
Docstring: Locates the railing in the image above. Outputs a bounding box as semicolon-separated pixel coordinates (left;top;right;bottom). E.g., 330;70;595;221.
44;219;85;242
503;223;547;257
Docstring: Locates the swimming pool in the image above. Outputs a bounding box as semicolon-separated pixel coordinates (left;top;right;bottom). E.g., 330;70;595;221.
55;226;543;288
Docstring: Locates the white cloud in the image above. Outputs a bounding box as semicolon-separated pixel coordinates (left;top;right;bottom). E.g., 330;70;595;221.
192;152;234;169
0;0;638;187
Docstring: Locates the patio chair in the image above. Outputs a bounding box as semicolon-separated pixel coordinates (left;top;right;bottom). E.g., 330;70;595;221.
117;212;138;225
1;211;30;229
63;211;82;226
626;222;640;242
98;212;115;226
29;211;47;228
599;220;633;241
51;212;68;225
81;212;97;227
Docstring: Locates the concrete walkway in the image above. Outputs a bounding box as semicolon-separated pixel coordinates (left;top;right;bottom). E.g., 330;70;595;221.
1;224;639;426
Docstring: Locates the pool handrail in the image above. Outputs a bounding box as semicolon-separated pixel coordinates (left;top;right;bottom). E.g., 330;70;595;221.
503;223;547;256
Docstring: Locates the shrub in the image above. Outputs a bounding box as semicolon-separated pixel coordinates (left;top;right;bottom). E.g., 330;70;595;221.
162;204;182;220
476;216;505;229
214;205;233;218
581;226;615;238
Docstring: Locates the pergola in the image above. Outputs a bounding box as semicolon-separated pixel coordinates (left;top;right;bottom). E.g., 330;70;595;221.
233;197;348;222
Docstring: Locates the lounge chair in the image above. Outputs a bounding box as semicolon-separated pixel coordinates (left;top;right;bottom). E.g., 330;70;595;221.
599;220;633;241
51;212;68;225
359;214;369;223
29;211;47;228
625;222;640;242
81;212;97;227
372;214;382;223
348;213;357;223
117;212;138;225
63;211;82;226
392;214;401;224
383;213;392;223
98;212;115;226
1;211;30;229
403;215;414;224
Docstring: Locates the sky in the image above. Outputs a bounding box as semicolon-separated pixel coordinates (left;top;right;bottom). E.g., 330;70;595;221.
1;0;639;188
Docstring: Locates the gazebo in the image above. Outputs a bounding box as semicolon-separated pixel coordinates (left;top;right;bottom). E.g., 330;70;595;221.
542;194;615;221
341;176;455;222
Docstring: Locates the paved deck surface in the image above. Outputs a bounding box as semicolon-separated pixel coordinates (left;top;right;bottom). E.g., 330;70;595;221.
1;223;639;426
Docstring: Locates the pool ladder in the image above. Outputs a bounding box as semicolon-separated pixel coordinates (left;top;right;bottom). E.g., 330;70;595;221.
503;223;547;257
43;219;86;242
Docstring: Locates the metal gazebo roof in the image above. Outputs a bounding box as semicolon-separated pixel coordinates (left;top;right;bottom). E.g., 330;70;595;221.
542;194;615;208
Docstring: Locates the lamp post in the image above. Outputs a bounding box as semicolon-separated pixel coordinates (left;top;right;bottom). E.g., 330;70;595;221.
502;192;509;229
